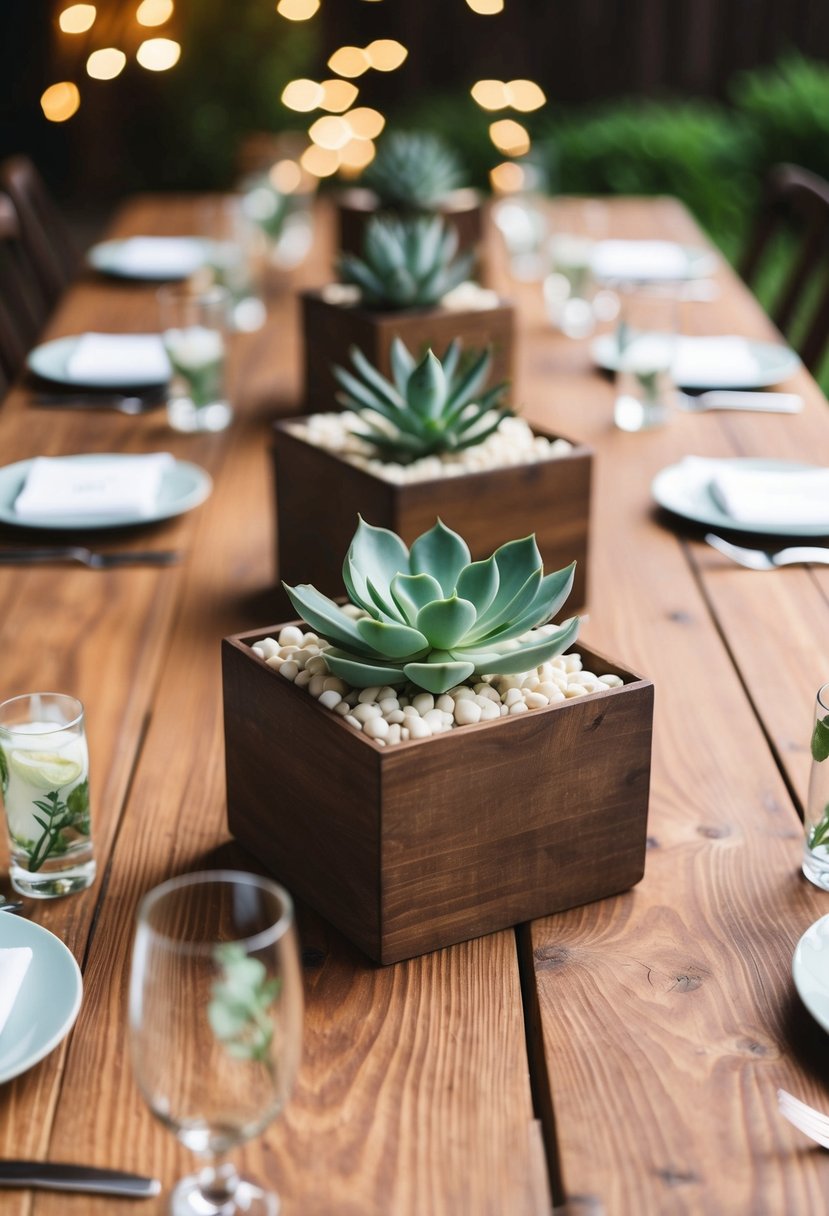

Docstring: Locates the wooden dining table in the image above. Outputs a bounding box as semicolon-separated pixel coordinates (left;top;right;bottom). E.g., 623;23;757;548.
1;190;829;1216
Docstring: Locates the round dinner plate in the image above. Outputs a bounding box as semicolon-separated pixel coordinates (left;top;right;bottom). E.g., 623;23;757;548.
651;456;829;538
0;916;82;1084
87;237;211;281
0;454;212;530
793;914;829;1033
27;335;169;390
590;242;718;284
591;334;801;390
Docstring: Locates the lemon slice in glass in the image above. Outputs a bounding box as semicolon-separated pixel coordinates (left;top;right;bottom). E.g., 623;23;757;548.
9;750;83;790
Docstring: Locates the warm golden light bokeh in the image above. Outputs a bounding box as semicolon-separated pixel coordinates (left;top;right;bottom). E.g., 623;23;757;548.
489;118;530;156
327;45;371;78
466;0;504;12
470;79;508;110
345;106;385;139
269;159;303;193
86;47;126;80
309;115;352;150
301;144;341;177
364;39;407;71
339;137;376;172
490;161;525;193
136;36;181;70
40;81;81;122
276;0;320;19
505;79;546;111
281;78;324;111
320;78;359;113
58;4;96;33
136;0;173;26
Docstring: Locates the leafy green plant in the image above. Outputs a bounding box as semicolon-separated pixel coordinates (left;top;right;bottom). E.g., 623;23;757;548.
208;943;280;1063
362;130;465;210
337;214;474;310
285;518;578;695
731;54;829;186
25;781;89;873
332;338;510;464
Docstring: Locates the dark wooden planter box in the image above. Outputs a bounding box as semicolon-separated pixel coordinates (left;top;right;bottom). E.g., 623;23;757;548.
271;420;593;610
300;289;514;413
335;187;485;263
223;630;653;965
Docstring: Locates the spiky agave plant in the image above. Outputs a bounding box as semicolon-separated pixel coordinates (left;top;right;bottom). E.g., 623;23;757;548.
284;519;579;696
332;338;511;464
361;131;464;211
337;214;474;310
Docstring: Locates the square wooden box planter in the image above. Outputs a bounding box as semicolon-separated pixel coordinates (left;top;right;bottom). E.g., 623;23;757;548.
300;288;514;413
223;629;654;965
335;187;485;263
271;420;593;610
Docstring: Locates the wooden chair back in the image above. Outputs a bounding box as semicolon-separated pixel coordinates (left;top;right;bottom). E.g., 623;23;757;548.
0;193;46;392
740;163;829;373
0;156;77;310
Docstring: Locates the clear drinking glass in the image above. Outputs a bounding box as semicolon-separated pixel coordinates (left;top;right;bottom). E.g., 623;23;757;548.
129;871;303;1216
543;234;596;338
803;683;829;889
199;196;267;333
159;284;232;433
613;289;678;432
0;692;95;898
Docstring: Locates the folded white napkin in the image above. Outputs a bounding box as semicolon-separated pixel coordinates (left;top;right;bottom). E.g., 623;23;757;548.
0;946;32;1037
66;333;170;385
672;336;762;387
15;453;175;522
592;239;694;282
682;456;829;527
114;237;206;277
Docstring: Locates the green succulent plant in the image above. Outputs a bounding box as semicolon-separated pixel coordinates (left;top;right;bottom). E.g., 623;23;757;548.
332;338;511;464
362;131;465;210
284;519;579;696
337;214;474;310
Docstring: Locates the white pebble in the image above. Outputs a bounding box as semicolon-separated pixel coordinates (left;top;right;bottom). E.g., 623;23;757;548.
563;654;582;673
323;676;347;694
293;648;316;668
364;716;389;740
509;700;529;715
257;637;280;659
377;686;398;701
475;684;501;703
569;671;597;686
600;674;623;688
334;700;351;716
265;655;283;671
352;702;382;723
279;660;299;682
402;704;420;718
252;645;266;659
436;694;455;714
400;726;410;740
565;684;588;698
306;655;328;677
386;709;405;725
524;691;550;709
302;632;319;646
387;723;402;745
318;689;342;710
343;690;359;706
407;716;433;739
453;686;477;701
504;687;524;707
379;697;400;714
308;674;327;698
500;704;509;716
547;689;566;703
423;708;448;730
294;669;312;688
412;693;435;715
479;699;501;721
358;685;381;704
278;625;304;647
454;699;482;726
344;714;362;729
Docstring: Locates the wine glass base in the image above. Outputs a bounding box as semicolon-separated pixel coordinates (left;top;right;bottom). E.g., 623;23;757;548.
170;1173;279;1216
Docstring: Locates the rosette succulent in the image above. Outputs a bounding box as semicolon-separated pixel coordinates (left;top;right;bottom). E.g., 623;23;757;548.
284;519;579;695
332;338;511;463
362;131;464;210
337;214;474;310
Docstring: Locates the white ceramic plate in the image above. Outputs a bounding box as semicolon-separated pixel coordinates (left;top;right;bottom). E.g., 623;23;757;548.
592;333;801;390
27;335;170;390
0;455;212;530
87;237;211;281
590;240;718;284
652;456;829;537
0;916;82;1084
793;914;829;1033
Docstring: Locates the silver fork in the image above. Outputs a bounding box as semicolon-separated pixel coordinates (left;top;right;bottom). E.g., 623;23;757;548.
778;1089;829;1148
0;548;181;569
677;390;803;413
705;533;829;570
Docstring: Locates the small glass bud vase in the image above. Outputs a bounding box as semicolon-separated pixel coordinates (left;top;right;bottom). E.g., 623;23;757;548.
159;284;232;434
803;683;829;889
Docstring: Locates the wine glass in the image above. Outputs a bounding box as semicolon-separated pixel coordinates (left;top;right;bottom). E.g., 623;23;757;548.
129;870;303;1215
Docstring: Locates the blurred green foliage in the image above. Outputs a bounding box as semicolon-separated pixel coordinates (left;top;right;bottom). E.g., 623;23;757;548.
730;54;829;185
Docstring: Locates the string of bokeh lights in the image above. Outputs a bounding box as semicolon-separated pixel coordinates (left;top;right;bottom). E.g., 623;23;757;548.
42;0;544;195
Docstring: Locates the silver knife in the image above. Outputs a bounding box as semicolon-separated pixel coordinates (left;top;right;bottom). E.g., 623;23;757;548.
0;1160;161;1197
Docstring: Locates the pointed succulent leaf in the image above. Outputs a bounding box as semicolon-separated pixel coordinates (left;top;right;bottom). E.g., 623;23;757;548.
408;216;444;278
406;350;447;421
416;594;477;649
390;572;444;624
452;415;507;451
470;536;543;630
365;575;405;623
281;583;376;655
476;563;577;644
337;255;388;300
443;346;492;412
455;556;499;616
409;520;471;594
323;648;406;688
347;518;411;604
347;346;405;410
355;617;429;658
390;337;416;395
402;658;475;695
332;368;401;423
365;218;408;270
440;338;462;383
469;568;541;642
471;617;580;674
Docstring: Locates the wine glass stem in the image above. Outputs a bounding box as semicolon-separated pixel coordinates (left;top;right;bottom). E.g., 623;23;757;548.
198;1157;240;1210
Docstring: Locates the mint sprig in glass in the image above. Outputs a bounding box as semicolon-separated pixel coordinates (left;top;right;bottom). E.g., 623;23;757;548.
803;683;829;888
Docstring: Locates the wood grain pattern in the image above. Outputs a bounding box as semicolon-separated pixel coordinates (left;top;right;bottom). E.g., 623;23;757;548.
272;419;593;609
300;288;514;412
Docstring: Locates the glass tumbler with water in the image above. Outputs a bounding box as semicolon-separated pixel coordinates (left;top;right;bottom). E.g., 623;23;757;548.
804;683;829;889
159;284;232;433
613;290;678;432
